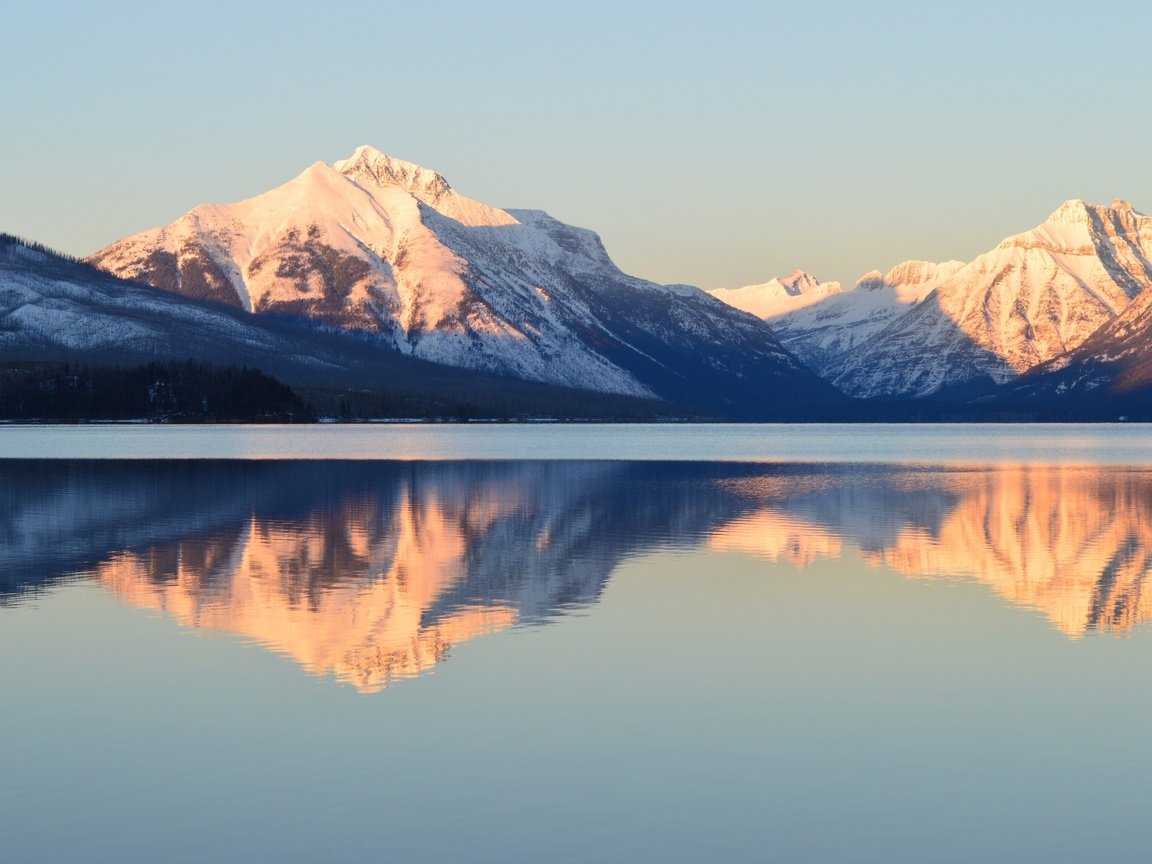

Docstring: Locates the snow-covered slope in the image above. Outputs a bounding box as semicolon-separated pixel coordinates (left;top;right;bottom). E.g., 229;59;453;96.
0;235;301;362
830;200;1152;398
90;146;838;415
708;270;843;321
0;234;678;418
989;266;1152;410
709;200;1152;398
712;262;963;374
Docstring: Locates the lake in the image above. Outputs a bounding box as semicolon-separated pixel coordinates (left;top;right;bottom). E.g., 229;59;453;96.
4;425;1152;862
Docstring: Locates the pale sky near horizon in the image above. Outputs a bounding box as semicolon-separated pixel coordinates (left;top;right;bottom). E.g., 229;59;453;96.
3;0;1149;289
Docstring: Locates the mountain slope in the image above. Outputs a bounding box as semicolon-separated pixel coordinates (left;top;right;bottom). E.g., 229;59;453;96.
711;262;963;374
88;146;842;416
0;235;303;364
985;273;1152;415
708;270;843;321
0;235;676;420
829;200;1152;398
707;200;1152;399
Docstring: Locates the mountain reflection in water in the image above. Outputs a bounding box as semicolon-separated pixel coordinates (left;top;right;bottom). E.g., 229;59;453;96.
3;461;1150;691
0;461;757;691
714;465;1152;637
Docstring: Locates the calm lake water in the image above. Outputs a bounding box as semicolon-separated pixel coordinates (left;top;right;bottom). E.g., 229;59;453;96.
1;421;1152;462
5;426;1152;862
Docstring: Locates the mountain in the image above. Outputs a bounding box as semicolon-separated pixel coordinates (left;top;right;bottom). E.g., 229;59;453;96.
87;146;843;417
709;200;1152;398
0;234;676;420
985;272;1152;416
832;200;1152;398
710;262;963;374
708;269;843;321
0;234;313;367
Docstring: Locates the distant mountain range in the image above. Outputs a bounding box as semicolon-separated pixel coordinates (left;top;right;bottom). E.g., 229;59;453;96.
711;200;1152;402
3;146;1152;420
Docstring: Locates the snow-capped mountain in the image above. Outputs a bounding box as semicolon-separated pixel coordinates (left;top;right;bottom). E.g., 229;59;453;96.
89;146;838;414
830;201;1152;398
710;200;1152;398
708;270;843;321
832;200;1152;397
710;262;963;374
0;234;676;419
988;267;1152;412
0;234;306;365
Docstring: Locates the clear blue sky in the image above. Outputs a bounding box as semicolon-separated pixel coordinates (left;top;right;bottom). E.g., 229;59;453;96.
3;0;1149;288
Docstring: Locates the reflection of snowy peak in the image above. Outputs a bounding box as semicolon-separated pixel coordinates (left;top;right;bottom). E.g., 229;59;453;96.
89;147;836;414
718;466;1152;637
710;200;1152;398
0;461;763;690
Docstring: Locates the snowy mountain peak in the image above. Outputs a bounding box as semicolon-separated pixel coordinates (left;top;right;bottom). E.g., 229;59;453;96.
706;272;842;321
883;260;966;289
1045;198;1092;225
86;149;834;415
778;269;825;296
825;199;1152;398
849;260;967;307
999;198;1152;257
333;145;452;199
854;270;886;291
1040;198;1144;225
330;145;515;229
850;261;961;301
706;258;963;376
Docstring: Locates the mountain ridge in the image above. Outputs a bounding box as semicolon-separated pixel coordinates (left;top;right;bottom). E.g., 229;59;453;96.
709;199;1152;398
87;146;843;416
0;233;692;421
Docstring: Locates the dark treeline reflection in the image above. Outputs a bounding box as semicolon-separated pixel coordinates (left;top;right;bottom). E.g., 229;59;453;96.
5;461;1152;690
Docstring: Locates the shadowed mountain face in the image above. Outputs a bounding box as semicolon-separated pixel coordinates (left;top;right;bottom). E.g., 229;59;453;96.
5;461;1150;693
